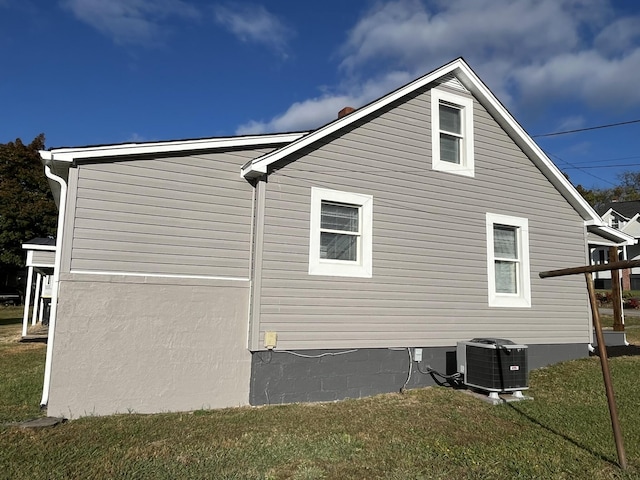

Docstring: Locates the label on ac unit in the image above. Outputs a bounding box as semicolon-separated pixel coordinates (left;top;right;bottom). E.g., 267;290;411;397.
510;365;520;371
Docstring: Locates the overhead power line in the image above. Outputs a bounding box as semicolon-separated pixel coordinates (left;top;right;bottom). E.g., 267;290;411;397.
533;119;640;138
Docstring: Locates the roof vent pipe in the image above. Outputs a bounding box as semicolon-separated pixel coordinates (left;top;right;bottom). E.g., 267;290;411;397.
338;107;355;118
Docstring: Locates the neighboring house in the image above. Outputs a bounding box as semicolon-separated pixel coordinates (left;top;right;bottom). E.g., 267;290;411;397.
38;58;633;418
590;201;640;289
21;237;56;335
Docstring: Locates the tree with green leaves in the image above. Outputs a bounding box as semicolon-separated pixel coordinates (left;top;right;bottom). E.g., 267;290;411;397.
575;170;640;210
0;134;57;286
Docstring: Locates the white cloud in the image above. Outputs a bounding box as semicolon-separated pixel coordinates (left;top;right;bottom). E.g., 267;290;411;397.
594;16;640;54
554;116;587;133
60;0;200;46
339;0;586;73
512;49;640;109
213;3;292;57
128;132;146;142
237;0;640;134
236;70;413;135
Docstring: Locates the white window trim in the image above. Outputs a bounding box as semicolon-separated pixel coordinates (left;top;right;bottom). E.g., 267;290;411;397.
309;187;373;278
431;88;474;177
486;213;531;308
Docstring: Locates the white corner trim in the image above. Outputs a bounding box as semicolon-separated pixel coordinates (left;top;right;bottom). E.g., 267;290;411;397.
309;187;373;278
486;213;531;308
431;88;475;177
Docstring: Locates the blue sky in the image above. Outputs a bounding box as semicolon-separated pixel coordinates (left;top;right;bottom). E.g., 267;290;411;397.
1;0;640;190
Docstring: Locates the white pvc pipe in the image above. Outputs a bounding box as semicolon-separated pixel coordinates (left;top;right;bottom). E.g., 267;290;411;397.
40;165;67;407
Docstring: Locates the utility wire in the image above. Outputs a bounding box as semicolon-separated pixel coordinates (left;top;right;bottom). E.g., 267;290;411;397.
532;119;640;138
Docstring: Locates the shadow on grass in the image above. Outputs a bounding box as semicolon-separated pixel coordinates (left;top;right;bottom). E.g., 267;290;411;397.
0;317;21;326
506;402;619;468
590;345;640;358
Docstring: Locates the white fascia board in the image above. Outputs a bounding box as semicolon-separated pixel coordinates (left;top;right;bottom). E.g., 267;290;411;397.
241;59;464;179
40;132;306;163
22;244;56;251
453;62;603;226
588;225;636;246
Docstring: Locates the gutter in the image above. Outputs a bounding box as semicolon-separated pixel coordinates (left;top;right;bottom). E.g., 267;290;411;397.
40;165;67;407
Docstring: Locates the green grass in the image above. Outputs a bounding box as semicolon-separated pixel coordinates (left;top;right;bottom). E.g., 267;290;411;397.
0;307;46;424
2;315;640;478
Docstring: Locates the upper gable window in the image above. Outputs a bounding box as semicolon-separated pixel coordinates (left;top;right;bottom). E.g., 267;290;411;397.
431;89;474;177
309;187;373;278
486;213;531;308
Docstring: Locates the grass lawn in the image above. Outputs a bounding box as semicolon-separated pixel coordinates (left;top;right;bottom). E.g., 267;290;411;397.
2;309;640;479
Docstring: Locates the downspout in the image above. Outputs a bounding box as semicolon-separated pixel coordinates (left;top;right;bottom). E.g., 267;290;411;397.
40;165;67;407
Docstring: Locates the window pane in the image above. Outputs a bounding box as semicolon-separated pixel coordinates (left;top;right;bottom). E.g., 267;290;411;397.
440;134;460;164
439;103;461;134
494;226;517;259
320;232;357;261
495;261;517;293
321;202;359;232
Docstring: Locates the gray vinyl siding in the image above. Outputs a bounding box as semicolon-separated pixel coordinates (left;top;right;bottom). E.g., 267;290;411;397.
68;148;270;278
255;86;590;350
32;250;55;266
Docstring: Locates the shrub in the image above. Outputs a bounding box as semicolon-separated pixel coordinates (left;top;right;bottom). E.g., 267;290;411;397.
624;298;640;309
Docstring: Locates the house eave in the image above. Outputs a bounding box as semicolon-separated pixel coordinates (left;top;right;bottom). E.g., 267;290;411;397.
239;58;607;230
241;59;464;179
587;225;636;246
41;132;307;164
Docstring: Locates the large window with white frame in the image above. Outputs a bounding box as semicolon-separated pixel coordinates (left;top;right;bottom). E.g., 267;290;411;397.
486;213;531;307
431;88;474;177
309;187;373;278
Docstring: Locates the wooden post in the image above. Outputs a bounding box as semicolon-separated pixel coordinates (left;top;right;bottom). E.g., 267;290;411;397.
539;261;640;471
585;272;627;470
608;247;624;332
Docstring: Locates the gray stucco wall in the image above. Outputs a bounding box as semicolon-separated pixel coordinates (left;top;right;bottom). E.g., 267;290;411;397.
250;343;587;405
47;274;251;418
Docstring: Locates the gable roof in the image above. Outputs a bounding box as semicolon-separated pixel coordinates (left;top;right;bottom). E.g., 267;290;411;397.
22;237;56;251
597;201;640;219
240;57;634;246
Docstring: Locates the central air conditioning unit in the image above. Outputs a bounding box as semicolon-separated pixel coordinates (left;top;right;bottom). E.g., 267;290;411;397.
457;338;528;395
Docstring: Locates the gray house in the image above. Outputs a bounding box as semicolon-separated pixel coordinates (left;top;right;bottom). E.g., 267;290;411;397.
590;201;640;290
39;58;631;418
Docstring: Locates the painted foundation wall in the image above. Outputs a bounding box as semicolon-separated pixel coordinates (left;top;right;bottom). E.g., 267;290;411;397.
250;344;587;405
47;274;251;418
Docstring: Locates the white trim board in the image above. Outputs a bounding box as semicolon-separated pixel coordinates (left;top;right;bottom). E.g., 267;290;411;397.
70;270;250;282
40;132;306;163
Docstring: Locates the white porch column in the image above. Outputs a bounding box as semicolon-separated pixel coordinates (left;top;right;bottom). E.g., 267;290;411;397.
39;297;45;323
31;272;42;325
21;266;34;337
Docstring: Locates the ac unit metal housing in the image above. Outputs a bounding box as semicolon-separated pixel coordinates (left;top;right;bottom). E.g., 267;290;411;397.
457;338;528;393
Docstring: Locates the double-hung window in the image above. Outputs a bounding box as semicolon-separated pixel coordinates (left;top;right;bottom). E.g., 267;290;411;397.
309;187;373;277
431;89;474;177
486;213;531;307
